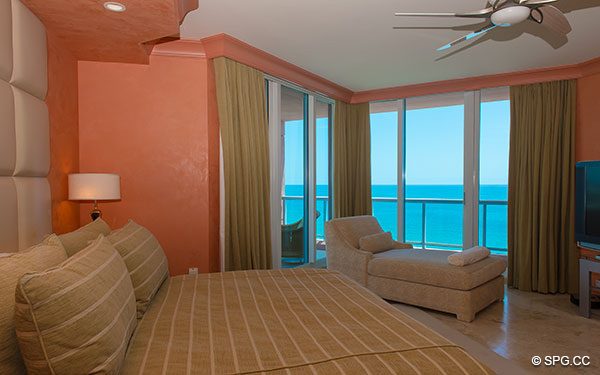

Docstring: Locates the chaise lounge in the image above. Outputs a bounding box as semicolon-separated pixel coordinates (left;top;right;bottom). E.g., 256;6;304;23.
326;216;507;322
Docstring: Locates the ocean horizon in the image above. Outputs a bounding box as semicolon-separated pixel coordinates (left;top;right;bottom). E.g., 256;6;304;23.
283;184;508;251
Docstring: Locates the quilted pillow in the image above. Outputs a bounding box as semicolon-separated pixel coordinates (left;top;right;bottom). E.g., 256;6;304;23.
107;220;170;317
14;235;137;374
0;235;67;375
58;218;111;256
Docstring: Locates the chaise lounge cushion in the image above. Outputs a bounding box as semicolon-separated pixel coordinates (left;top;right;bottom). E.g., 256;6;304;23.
368;248;507;291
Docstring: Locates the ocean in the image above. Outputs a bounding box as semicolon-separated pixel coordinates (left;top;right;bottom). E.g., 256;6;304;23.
283;184;508;252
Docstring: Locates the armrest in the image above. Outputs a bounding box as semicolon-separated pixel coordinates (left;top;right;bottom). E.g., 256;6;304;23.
393;241;413;250
325;224;372;286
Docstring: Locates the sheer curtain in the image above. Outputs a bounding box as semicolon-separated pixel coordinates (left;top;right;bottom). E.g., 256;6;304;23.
508;80;578;294
213;57;272;270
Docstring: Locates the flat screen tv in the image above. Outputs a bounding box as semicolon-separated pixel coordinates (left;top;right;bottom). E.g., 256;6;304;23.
576;161;600;246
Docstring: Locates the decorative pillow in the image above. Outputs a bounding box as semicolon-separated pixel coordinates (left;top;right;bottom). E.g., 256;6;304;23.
58;218;111;256
448;246;491;267
107;220;170;317
0;235;67;375
359;232;397;253
14;235;137;374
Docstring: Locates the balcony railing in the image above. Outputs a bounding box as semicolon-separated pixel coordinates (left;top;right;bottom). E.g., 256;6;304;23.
282;196;508;252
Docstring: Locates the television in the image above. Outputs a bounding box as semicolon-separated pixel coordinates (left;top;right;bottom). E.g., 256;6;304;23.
576;161;600;247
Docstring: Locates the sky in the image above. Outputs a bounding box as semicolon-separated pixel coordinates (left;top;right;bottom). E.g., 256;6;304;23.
284;100;510;187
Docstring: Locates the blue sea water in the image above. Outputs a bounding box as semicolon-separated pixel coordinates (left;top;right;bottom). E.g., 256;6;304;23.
283;184;508;251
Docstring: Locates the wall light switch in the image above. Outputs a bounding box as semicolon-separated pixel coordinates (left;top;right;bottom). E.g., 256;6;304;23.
189;267;198;275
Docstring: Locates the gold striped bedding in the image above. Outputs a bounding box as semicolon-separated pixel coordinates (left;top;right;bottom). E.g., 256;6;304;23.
123;269;492;374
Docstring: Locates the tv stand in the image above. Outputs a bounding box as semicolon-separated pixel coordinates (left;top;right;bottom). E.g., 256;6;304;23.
579;258;600;318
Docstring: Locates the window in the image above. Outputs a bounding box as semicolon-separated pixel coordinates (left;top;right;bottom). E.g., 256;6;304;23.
267;80;334;268
369;88;510;252
405;94;464;249
479;88;510;252
370;101;399;238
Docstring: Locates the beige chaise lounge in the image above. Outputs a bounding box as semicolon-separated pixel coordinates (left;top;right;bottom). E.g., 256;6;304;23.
326;216;506;322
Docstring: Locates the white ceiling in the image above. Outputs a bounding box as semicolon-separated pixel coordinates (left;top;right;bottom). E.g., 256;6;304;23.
181;0;600;92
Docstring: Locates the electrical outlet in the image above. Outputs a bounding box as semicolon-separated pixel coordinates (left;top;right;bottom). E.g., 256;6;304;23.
189;267;198;275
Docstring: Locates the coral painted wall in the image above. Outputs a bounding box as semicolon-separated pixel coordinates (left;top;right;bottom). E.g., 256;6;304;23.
77;54;220;275
47;34;80;234
577;72;600;162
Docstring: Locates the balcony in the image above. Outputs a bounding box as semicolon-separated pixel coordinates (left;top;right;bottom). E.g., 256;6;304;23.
282;196;508;252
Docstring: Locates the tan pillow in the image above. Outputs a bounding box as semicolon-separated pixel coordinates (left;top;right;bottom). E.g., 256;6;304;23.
107;220;169;317
448;246;491;267
14;235;137;374
0;235;67;375
359;232;396;253
58;218;111;256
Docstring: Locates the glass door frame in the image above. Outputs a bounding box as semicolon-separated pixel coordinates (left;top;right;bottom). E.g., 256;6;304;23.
267;77;335;269
378;89;498;250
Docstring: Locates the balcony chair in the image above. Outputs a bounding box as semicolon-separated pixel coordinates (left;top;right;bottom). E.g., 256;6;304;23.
281;211;321;263
325;215;506;322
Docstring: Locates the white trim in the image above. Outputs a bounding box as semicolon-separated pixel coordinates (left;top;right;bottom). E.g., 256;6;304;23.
397;99;406;243
463;90;481;249
307;95;317;264
268;81;283;269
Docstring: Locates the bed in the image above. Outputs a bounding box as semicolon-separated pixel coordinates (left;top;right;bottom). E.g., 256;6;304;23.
123;268;491;374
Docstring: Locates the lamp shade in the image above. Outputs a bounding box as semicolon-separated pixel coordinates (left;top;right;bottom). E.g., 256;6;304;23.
68;173;121;201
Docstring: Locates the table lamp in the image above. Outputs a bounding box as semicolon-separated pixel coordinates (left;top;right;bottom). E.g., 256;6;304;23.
68;173;121;221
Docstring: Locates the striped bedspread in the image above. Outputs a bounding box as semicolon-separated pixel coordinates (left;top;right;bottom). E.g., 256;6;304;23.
123;269;492;374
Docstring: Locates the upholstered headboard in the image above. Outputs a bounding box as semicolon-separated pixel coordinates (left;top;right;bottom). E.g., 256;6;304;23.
0;0;51;252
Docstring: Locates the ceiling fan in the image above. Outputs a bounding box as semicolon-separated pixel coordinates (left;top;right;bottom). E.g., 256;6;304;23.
395;0;572;51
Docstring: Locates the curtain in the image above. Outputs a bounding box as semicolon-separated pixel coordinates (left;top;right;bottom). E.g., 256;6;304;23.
333;101;372;218
213;57;272;271
508;80;578;294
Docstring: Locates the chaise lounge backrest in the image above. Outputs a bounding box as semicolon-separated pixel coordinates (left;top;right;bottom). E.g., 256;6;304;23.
325;216;385;285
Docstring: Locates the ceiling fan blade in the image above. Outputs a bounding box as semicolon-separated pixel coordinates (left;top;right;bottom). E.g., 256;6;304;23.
395;7;494;18
520;0;560;5
538;5;572;34
437;24;498;51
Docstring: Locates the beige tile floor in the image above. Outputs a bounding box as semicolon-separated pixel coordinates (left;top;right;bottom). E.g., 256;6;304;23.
426;287;600;374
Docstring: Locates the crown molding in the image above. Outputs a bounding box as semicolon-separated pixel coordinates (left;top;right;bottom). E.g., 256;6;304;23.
579;57;600;77
151;39;206;58
200;34;353;102
351;62;588;103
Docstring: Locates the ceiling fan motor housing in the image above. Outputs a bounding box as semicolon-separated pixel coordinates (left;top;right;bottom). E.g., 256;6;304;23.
491;5;531;26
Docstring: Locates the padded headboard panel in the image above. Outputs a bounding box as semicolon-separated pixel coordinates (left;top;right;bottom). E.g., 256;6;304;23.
0;0;51;252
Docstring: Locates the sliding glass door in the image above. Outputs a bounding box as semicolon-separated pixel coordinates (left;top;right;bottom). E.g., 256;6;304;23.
280;86;308;266
405;94;465;250
369;88;510;253
268;80;334;268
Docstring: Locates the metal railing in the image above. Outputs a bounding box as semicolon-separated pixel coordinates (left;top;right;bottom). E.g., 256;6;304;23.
282;196;508;252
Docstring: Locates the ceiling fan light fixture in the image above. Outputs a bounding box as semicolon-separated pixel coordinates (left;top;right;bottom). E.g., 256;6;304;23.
491;5;531;26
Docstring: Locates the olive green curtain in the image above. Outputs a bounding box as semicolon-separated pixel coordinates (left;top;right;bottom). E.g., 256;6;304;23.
508;80;578;294
333;101;372;218
214;57;272;271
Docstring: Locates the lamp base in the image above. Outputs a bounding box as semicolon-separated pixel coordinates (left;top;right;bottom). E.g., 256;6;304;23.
90;201;102;221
